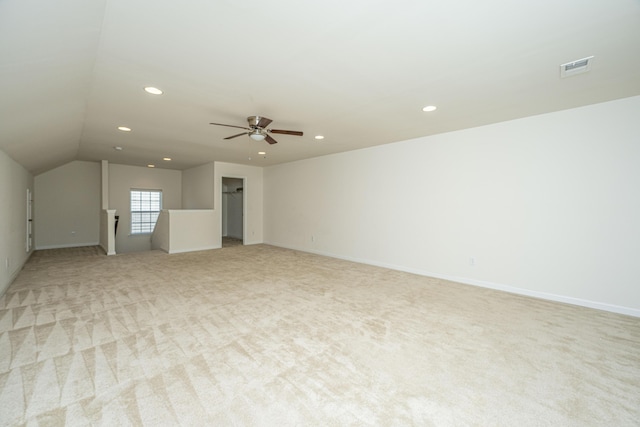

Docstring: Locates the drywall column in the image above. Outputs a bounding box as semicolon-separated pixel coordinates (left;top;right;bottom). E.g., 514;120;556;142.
101;160;109;210
100;209;117;255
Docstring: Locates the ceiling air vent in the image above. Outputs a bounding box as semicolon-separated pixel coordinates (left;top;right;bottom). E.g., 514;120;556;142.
560;56;594;78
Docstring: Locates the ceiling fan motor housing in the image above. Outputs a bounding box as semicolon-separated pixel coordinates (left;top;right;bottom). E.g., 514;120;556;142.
248;116;266;128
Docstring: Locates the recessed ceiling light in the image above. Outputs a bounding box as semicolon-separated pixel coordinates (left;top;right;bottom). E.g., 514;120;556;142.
315;135;324;140
144;86;163;95
113;146;123;151
422;105;437;112
147;164;155;168
118;126;132;132
163;157;172;161
258;151;266;155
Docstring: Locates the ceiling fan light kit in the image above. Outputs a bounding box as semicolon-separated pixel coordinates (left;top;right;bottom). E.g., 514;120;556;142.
249;130;266;141
210;115;303;145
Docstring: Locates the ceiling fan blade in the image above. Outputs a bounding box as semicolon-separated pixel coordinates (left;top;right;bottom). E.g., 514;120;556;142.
257;117;273;128
265;134;278;145
224;132;249;140
270;129;304;136
210;122;250;131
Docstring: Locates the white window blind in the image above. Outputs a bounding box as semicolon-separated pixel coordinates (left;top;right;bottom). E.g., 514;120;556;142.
130;189;162;234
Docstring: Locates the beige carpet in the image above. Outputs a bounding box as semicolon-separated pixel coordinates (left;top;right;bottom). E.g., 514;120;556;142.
222;237;243;248
0;245;638;426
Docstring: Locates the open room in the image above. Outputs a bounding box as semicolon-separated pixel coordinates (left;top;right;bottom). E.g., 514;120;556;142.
1;0;639;425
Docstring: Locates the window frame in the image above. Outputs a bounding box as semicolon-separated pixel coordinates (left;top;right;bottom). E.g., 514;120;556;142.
130;189;163;235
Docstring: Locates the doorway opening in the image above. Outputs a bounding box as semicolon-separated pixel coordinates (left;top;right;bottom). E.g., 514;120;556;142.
222;177;244;248
26;188;32;252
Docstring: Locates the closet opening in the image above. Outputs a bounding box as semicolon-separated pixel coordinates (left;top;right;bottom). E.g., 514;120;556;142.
221;177;244;248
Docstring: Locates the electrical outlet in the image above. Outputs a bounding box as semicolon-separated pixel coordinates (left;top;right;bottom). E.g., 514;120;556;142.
5;258;9;270
311;235;315;242
469;257;476;267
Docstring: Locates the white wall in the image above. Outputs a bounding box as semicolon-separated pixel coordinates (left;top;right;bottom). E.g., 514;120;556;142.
264;96;640;316
109;164;182;253
214;162;263;245
182;162;214;209
34;160;100;249
0;149;34;296
167;210;217;254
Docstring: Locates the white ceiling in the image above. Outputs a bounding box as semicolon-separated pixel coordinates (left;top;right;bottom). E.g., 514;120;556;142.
1;0;639;175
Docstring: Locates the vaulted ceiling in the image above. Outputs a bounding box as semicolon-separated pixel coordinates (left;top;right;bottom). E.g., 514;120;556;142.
1;0;639;175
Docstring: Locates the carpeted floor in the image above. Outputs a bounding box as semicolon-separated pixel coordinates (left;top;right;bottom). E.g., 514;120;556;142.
0;245;639;426
222;236;243;248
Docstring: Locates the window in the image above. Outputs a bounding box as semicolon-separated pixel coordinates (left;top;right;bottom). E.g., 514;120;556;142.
130;189;162;234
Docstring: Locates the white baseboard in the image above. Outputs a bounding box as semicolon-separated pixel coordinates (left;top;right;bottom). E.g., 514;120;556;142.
168;245;220;254
1;267;22;297
35;242;100;250
98;244;116;256
431;274;640;318
0;250;34;298
265;241;640;318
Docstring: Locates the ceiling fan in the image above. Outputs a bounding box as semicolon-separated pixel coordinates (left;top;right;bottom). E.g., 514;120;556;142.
210;116;303;145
